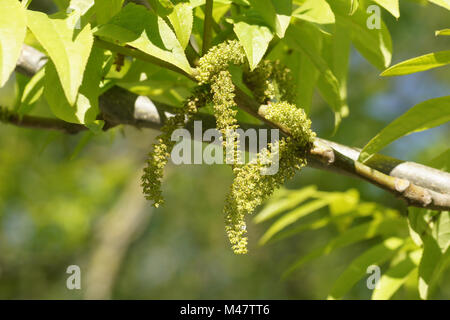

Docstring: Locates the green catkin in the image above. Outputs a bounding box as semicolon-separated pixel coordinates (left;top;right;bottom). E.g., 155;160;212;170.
195;40;246;85
225;138;308;254
195;40;246;166
210;71;238;132
244;60;296;104
210;71;241;165
141;89;209;207
142;40;245;207
224;102;315;254
219;51;314;253
141;40;316;254
263;101;316;146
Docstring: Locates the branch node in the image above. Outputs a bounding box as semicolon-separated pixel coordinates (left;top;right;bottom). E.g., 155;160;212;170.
310;140;335;165
394;178;410;193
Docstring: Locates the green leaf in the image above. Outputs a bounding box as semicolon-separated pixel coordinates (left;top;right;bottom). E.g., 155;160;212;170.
435;29;450;36
381;51;450;76
70;131;94;160
418;235;450;299
233;21;273;70
359;96;450;163
18;67;45;116
231;0;250;5
329;189;359;216
94;3;192;75
428;149;450;172
328;237;404;299
327;0;392;69
407;207;432;247
285;23;345;118
259;198;331;245
0;0;27;87
292;0;335;24
323;17;352;128
432;211;450;253
254;186;317;223
94;0;124;24
69;0;95;14
373;0;400;18
168;2;193;49
428;0;450;10
286;51;318;114
148;0;175;16
44;47;105;126
372;250;421;300
270;213;351;244
27;10;94;105
416;211;450;299
269;201;375;244
67;0;97;31
349;0;359;15
284;218;406;277
53;0;70;10
249;0;292;38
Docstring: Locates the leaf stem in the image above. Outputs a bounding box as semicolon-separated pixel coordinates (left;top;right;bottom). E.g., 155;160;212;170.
202;0;214;56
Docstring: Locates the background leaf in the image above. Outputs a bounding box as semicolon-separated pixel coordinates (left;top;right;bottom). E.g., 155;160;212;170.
285;218;407;276
259;198;331;245
328;238;404;299
372;250;421;300
432;211;450;253
254;186;317;223
429;149;450;172
381;51;450;76
418;235;450;299
359;96;450;163
435;29;450;36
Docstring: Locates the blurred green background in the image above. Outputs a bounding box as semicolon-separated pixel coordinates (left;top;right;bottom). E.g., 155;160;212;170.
0;0;449;299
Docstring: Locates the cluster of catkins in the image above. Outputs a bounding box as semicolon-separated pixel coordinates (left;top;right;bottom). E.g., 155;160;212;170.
142;40;316;254
141;87;210;207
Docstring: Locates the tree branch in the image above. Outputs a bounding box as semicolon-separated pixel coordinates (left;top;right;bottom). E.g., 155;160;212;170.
0;107;85;134
8;44;450;212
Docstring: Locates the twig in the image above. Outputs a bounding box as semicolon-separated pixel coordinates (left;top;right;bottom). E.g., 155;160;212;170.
310;139;450;211
10;44;450;211
0;107;85;134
